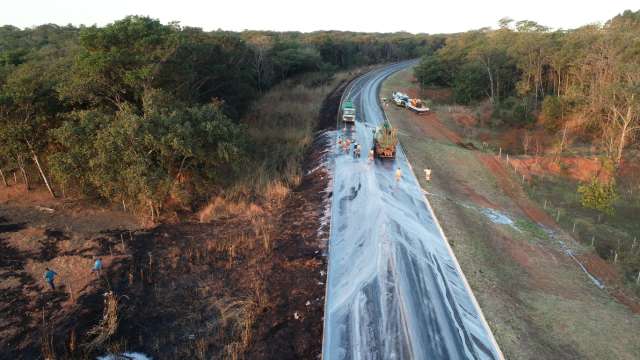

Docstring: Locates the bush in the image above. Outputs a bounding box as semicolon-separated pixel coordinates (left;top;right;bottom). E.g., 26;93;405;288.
578;179;618;216
491;96;535;127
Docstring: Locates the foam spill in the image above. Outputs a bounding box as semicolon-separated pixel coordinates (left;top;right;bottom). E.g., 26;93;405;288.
481;208;514;226
97;352;151;360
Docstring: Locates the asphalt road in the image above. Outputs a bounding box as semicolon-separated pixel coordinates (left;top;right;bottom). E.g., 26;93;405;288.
322;62;502;360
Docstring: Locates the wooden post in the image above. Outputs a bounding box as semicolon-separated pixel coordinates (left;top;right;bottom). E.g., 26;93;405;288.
591;235;595;247
13;171;17;184
636;271;640;285
572;220;576;233
499;147;502;158
543;200;547;209
0;169;7;187
522;174;525;183
614;251;618;264
506;154;509;164
556;208;561;222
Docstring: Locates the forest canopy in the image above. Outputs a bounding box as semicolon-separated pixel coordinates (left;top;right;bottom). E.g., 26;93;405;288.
0;16;439;215
414;10;640;165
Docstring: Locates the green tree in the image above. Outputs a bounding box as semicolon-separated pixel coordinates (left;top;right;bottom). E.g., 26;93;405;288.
414;55;449;87
578;179;618;216
452;62;489;105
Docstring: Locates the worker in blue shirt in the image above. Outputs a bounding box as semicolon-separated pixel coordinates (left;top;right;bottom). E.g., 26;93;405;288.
43;268;58;290
92;257;103;276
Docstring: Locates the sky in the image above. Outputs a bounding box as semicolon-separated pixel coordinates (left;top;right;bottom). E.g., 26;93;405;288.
2;0;638;33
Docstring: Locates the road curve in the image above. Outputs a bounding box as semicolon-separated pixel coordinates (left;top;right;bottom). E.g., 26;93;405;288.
322;62;502;360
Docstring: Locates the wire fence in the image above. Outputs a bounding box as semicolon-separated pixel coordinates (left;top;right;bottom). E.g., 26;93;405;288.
489;145;640;287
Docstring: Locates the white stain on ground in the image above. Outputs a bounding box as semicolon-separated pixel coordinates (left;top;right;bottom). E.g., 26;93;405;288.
97;352;152;360
480;208;514;226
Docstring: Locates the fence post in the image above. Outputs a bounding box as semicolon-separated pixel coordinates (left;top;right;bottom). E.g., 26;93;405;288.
556;208;561;222
499;147;502;158
506;154;509;164
544;200;547;209
636;271;640;285
614;251;618;264
572;220;576;233
591;235;595;247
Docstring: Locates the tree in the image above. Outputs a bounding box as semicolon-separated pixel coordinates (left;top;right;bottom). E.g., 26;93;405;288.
414;55;449;87
578;178;617;216
58;16;179;111
452;62;489;105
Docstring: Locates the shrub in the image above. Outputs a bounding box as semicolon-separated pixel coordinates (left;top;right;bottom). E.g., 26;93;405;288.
491;96;535;127
578;179;618;216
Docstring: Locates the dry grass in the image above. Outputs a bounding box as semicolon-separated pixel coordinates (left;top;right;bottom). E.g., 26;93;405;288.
227;71;353;203
215;298;258;359
197;196;265;223
84;291;119;352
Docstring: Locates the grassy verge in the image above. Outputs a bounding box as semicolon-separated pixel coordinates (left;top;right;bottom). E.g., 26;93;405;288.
524;174;640;293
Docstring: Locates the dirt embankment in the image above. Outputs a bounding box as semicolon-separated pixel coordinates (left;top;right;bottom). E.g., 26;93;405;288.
0;80;348;359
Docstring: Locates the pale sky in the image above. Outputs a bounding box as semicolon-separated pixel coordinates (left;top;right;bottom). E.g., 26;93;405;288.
2;0;638;34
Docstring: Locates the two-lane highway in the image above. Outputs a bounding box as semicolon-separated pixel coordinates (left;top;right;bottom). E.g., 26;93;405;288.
322;62;502;360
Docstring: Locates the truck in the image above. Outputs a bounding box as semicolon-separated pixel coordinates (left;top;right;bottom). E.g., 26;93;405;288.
342;100;356;123
373;122;398;159
392;91;429;113
392;91;409;107
406;98;430;113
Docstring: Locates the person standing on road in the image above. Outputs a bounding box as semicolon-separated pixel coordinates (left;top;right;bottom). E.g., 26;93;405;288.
395;167;402;183
92;257;103;277
43;268;58;290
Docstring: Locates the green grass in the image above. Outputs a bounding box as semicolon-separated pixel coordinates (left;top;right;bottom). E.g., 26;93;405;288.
514;218;549;241
524;174;640;289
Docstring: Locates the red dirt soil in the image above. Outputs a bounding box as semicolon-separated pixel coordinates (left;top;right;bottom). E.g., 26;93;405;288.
422;88;453;103
510;156;610;183
478;154;558;228
414;112;463;143
577;253;640;314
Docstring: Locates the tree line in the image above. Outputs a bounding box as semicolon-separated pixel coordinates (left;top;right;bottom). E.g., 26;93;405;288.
414;10;640;166
0;16;439;217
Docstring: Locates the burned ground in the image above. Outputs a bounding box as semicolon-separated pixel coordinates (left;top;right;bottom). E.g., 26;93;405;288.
0;79;348;359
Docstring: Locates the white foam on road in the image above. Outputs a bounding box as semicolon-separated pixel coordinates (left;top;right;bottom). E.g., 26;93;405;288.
322;63;502;360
